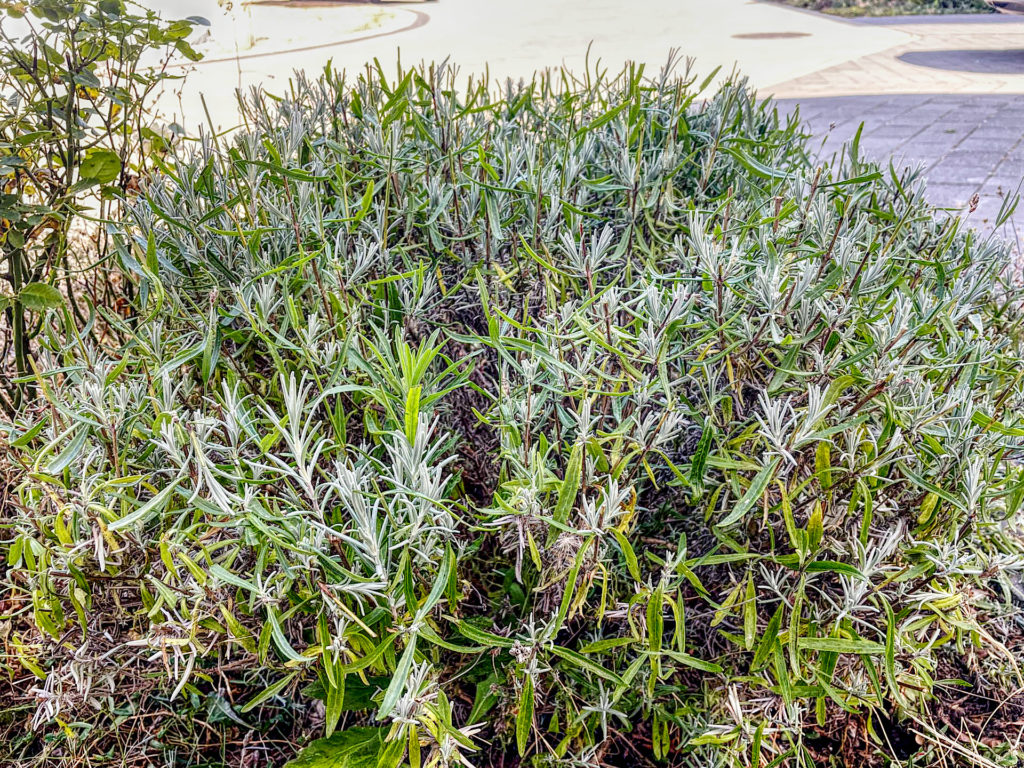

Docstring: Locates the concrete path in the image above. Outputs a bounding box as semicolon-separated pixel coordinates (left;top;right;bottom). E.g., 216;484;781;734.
152;0;907;129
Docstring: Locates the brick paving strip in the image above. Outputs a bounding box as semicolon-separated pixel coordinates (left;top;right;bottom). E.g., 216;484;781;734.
767;12;1024;245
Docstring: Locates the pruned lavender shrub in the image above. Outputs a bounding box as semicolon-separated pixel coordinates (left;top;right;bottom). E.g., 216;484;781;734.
4;58;1024;767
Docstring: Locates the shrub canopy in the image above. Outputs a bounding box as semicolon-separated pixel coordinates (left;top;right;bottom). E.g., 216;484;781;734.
4;58;1024;767
778;0;992;17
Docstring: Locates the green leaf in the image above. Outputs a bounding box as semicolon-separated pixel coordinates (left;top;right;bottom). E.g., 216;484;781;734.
18;282;63;311
612;529;641;581
743;574;757;651
803;560;866;580
718;458;780;528
267;607;310;665
404;385;422;445
284;727;398;768
661;649;723;674
648;587;664;654
210;564;259;594
11;418;46;448
418;623;483;653
574;101;629;137
815;441;832;491
417;546;454;619
107;479;181;532
798;637;883;654
972;409;1024;437
553;442;584;527
516;675;534;756
324;674;345;737
79;148;122;185
579;637;636;654
200;305;220;383
46;425;89;474
719;144;794;180
241;671;298;713
882;599;907;707
468;674;501;725
550;644;626;686
378;635;416;719
751;604;784;672
353;181;375;225
304;676;389;713
690;421;713;486
339;635;397;673
220;606;257;654
806;501;823;552
451;620;515;649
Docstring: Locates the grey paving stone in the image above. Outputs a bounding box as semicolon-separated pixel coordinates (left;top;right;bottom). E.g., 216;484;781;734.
778;94;1024;243
924;183;978;208
987;173;1024;193
909;100;946;110
894;153;941;170
930;162;995;186
862;106;907;119
938;115;995;129
955;135;1018;154
925;95;988;106
919;128;971;141
882;117;944;129
902;109;957;121
865;124;926;140
937;149;1008;167
889;137;958;156
856;136;911;153
968;125;1024;139
990;110;1024;123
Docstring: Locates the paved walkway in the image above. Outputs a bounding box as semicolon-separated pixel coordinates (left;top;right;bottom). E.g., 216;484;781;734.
769;13;1024;98
154;0;907;129
768;13;1024;243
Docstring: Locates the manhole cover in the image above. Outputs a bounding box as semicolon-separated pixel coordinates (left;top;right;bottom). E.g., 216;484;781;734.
732;32;811;40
